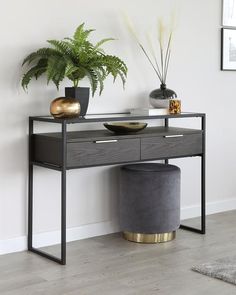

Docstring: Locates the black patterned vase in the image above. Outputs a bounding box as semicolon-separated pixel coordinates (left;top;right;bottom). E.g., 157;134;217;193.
149;83;177;108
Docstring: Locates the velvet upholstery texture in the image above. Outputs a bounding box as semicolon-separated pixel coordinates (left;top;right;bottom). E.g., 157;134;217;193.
119;163;181;234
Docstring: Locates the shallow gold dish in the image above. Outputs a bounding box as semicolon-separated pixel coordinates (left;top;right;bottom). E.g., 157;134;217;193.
104;122;147;134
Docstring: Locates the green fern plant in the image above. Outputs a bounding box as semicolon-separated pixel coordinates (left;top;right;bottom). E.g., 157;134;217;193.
21;23;128;96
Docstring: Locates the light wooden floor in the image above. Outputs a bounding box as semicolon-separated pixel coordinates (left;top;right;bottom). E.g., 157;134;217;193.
1;211;236;294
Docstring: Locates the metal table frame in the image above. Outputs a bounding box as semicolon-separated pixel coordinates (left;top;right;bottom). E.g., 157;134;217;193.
28;112;206;265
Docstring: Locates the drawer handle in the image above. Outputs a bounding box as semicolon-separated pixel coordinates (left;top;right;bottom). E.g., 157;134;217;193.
164;135;184;138
94;140;118;144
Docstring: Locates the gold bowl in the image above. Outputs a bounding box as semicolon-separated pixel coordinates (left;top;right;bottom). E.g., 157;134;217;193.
104;122;147;134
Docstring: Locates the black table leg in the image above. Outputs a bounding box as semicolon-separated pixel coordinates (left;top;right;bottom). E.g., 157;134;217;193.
61;121;67;265
28;118;33;250
201;114;206;234
28;120;67;265
180;114;206;234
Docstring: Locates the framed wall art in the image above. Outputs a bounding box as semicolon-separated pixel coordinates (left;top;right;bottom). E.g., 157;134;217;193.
222;0;236;26
221;28;236;70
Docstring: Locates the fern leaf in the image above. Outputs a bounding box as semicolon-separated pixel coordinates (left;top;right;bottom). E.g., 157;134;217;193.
47;40;73;56
73;23;85;40
46;56;66;89
94;68;105;95
84;68;98;96
117;70;126;88
35;59;48;79
94;38;115;51
100;66;107;80
73;23;94;42
102;55;127;87
22;48;61;65
21;61;47;90
64;37;74;42
82;29;95;40
65;62;78;77
108;55;128;75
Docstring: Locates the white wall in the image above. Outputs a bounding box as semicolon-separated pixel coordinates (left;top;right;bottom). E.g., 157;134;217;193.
1;0;236;254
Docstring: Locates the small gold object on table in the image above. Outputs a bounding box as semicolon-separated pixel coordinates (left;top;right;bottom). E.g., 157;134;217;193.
50;97;81;118
169;99;181;114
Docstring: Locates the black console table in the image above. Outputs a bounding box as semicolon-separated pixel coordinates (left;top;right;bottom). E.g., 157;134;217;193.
28;112;206;265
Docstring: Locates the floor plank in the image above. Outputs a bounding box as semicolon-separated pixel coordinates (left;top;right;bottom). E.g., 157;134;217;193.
1;211;236;294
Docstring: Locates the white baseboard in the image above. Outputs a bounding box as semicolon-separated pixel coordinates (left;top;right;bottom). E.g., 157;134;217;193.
0;236;27;256
181;198;236;220
1;198;236;256
0;220;119;256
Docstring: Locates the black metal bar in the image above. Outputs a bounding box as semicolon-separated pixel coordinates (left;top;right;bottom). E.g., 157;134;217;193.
164;118;169;128
164;118;169;164
201;114;206;234
28;118;67;265
61;121;67;265
29;117;63;123
64;154;201;170
179;225;203;234
180;114;206;235
31;161;62;171
30;247;63;264
28;118;34;250
29;112;206;124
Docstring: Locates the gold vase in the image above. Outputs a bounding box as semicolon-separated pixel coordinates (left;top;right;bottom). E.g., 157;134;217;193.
50;97;81;118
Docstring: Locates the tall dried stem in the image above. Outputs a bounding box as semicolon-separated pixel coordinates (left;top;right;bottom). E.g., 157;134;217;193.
125;13;175;86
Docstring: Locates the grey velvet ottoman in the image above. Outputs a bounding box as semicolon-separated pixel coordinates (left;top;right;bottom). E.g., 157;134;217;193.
119;163;180;243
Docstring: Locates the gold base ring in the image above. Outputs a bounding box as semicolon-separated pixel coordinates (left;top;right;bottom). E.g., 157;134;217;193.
123;231;176;243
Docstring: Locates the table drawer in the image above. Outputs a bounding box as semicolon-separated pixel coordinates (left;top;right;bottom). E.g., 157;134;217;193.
67;138;140;168
141;133;202;160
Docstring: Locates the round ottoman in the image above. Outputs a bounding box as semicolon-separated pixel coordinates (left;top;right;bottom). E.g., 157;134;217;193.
119;163;180;243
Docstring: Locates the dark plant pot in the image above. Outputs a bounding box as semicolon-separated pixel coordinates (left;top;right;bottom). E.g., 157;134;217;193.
65;87;90;117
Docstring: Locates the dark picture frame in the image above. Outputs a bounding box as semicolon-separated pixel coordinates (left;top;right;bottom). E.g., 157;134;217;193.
221;28;236;71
